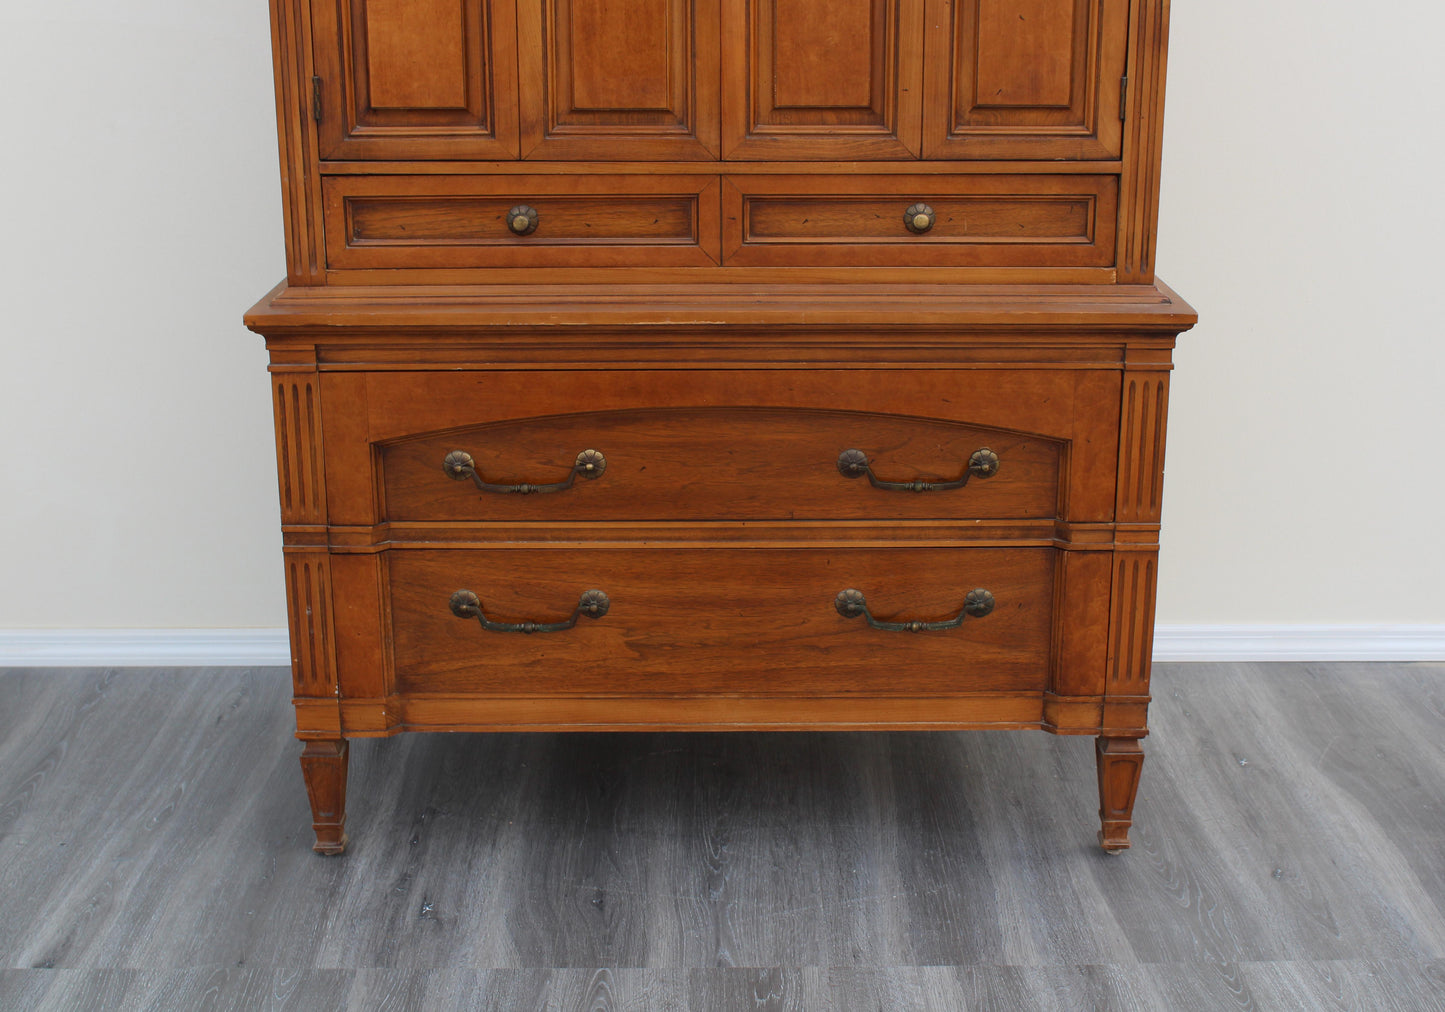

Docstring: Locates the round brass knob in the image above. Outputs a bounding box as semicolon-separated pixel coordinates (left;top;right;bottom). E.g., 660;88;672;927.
904;202;935;234
507;205;539;236
442;449;476;479
449;589;482;617
968;448;1000;478
574;449;607;478
964;588;996;618
577;589;611;618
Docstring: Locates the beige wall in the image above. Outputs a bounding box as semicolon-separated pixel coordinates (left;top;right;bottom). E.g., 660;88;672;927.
1;3;286;628
1;2;1442;632
1154;1;1445;625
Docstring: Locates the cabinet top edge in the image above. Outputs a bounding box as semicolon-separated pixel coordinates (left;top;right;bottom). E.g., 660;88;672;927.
244;281;1198;334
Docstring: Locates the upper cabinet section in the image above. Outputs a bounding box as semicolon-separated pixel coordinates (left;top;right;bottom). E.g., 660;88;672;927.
721;0;923;159
518;0;720;158
313;0;519;158
307;0;1131;162
923;0;1129;159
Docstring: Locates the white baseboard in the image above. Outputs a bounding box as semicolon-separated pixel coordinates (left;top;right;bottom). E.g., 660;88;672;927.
1150;624;1445;662
1;625;1443;668
0;629;292;667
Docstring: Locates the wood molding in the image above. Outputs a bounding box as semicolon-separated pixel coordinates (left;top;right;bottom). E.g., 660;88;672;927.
1116;0;1172;283
283;551;339;699
268;0;326;284
1107;549;1158;696
271;374;327;526
1115;371;1169;524
246;282;1199;333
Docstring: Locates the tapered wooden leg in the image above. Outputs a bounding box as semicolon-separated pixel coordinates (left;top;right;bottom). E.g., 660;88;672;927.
300;739;349;855
1096;736;1144;853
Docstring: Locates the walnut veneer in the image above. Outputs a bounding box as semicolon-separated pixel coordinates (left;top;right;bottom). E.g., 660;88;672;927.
247;0;1194;854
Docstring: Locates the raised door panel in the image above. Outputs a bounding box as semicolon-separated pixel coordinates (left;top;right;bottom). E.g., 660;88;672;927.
722;0;923;159
923;0;1128;159
313;0;519;159
518;0;720;158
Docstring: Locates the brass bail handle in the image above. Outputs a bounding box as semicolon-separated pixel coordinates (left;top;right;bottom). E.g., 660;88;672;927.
837;447;999;492
444;449;606;494
835;588;995;632
450;589;610;634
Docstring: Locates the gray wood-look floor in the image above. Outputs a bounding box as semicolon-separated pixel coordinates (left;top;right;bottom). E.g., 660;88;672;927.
0;664;1442;1011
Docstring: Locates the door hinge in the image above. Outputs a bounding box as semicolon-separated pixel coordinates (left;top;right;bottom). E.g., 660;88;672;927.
1119;76;1129;120
312;76;323;123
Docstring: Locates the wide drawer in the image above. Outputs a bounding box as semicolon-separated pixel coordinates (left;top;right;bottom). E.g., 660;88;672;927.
323;175;722;269
722;174;1117;267
389;546;1054;695
381;407;1062;522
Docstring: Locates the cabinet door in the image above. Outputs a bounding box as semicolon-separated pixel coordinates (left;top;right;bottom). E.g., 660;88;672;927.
517;0;720;159
722;0;924;159
923;0;1128;159
312;0;519;159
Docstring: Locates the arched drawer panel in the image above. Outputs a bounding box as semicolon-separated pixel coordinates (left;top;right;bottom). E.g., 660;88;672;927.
380;407;1063;522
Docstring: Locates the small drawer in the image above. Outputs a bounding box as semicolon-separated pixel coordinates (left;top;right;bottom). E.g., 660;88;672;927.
323;174;721;270
381;407;1063;523
722;174;1117;268
389;546;1054;696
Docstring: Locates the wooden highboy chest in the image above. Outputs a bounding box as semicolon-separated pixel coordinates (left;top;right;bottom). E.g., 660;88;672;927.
245;0;1195;853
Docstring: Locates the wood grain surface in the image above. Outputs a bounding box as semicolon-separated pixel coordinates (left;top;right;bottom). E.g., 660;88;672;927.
2;663;1442;1010
344;365;1120;528
381;407;1063;525
518;0;720;160
309;0;520;161
323;175;723;270
388;546;1054;696
722;174;1117;268
921;0;1130;161
721;0;923;160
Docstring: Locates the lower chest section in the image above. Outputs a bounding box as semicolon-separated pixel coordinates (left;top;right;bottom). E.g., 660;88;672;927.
275;354;1165;737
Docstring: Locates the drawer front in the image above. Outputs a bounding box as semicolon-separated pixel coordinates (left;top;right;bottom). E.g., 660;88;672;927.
390;546;1054;695
722;174;1117;267
381;407;1062;522
323;175;722;269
